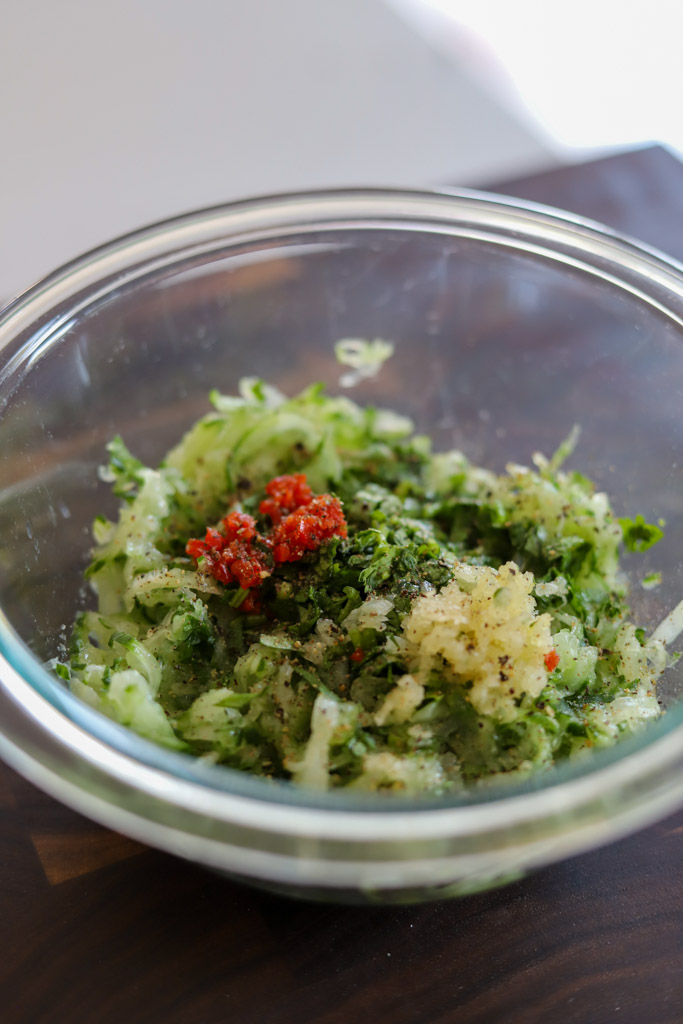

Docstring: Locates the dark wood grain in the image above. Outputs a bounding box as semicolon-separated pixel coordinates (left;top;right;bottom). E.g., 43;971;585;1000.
1;758;682;1024
2;145;682;1024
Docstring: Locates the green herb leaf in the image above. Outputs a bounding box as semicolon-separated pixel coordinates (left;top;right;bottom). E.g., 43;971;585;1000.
619;514;664;552
101;436;146;501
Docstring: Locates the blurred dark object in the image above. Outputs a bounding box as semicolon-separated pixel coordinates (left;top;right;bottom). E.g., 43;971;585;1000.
492;144;683;261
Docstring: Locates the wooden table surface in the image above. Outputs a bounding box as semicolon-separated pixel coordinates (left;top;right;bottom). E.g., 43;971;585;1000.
2;145;683;1024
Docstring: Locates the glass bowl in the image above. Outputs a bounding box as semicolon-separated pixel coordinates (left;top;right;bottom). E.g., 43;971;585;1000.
2;188;683;904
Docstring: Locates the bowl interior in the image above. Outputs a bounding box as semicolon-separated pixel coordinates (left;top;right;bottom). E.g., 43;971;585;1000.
2;201;683;801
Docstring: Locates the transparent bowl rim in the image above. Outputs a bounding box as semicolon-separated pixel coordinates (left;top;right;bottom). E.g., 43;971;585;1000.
2;184;683;842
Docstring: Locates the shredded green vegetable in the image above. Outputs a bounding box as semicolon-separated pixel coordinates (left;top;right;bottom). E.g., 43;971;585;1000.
58;377;679;794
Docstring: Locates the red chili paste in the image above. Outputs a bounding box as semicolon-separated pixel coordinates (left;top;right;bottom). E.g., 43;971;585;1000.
186;474;347;599
544;649;560;672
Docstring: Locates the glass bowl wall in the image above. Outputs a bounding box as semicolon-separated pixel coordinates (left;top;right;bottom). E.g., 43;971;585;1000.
1;189;683;902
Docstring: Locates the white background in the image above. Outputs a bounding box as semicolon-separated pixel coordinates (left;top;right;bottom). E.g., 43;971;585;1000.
0;0;554;300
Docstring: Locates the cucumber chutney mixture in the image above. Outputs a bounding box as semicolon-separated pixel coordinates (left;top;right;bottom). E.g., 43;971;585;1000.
57;360;682;794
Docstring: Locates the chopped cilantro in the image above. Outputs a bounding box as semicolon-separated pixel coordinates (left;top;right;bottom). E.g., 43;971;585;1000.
619;514;664;552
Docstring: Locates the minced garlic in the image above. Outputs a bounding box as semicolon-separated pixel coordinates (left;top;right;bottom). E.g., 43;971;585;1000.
402;562;554;720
